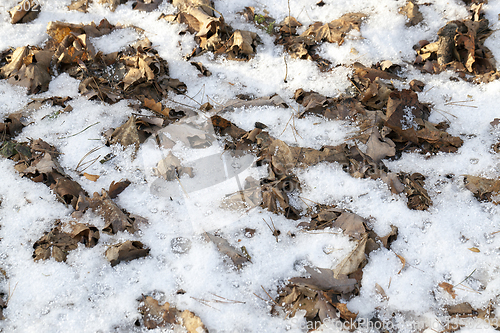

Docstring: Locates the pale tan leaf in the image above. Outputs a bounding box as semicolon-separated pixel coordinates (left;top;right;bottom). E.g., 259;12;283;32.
83;172;100;181
333;234;367;278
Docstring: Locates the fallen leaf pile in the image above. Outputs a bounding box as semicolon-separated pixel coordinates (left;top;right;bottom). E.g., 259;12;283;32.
414;3;498;82
0;19;186;104
163;0;260;61
0;138;149;265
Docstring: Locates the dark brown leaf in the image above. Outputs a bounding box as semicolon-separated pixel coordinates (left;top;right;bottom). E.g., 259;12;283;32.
71;223;99;247
108;179;131;199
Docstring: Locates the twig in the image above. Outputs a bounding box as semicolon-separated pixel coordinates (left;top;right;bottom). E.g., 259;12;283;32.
209;293;245;304
260;285;278;306
298;196;321;206
253;292;269;303
190;297;220;311
263;217;280;242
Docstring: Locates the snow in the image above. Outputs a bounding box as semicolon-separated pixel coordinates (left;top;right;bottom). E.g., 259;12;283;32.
0;0;500;332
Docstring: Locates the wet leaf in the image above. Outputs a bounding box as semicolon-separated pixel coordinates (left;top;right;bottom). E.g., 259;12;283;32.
105;240;150;266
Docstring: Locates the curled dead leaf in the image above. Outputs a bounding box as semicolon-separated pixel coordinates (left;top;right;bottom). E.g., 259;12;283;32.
105;240;150;266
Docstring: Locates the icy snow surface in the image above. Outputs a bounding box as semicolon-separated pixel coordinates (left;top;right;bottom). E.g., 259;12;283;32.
0;0;500;332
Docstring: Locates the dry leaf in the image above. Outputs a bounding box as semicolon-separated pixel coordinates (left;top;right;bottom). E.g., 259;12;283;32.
204;233;250;269
374;283;388;300
289;266;357;293
89;189;135;234
180;310;208;333
365;129;396;163
332;212;367;240
395;253;406;274
154;152;194;181
9;0;40;24
446;302;474;315
332;302;357;321
83;172;100;181
333;234;367;278
399;1;423;27
105;240;150;266
468;247;480;252
301;13;366;45
71;223;99;247
108;179;131;199
464;175;500;204
138;295;178;329
68;0;93;12
439;282;457;299
33;226;79;262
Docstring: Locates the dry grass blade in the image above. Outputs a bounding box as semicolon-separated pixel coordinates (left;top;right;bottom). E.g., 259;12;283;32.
209;293;245;304
58;122;100;139
76;146;103;173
